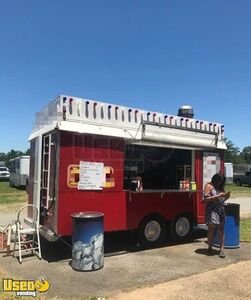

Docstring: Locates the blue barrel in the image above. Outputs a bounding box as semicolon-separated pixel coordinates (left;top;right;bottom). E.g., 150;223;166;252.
71;211;104;271
213;203;240;248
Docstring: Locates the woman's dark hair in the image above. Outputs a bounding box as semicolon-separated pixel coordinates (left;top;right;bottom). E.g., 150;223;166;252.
211;173;226;191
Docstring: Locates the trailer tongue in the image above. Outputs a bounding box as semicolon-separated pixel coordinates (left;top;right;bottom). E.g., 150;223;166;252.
28;95;226;245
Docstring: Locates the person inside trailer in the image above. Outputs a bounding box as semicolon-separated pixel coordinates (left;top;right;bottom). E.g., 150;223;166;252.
129;174;143;192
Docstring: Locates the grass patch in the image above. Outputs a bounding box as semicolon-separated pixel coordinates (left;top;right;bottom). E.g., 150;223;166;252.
0;194;27;205
240;218;251;242
0;182;27;213
225;183;251;198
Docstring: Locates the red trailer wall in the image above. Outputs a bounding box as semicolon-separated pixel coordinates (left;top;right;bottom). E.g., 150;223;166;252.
126;191;196;229
57;131;126;236
195;151;204;224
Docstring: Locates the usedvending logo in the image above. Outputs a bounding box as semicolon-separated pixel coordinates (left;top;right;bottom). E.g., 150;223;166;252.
2;278;50;297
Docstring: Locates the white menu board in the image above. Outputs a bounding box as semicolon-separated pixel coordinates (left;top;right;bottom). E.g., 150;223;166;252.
78;161;105;190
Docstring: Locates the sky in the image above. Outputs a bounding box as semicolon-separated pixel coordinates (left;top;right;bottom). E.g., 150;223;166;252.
0;0;250;153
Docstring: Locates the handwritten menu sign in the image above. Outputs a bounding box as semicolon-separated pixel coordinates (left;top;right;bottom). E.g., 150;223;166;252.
78;161;105;190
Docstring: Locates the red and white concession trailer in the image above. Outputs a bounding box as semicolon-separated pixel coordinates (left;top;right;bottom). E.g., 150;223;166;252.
28;95;227;245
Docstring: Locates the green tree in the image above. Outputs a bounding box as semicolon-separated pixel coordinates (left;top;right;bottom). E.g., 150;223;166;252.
224;139;245;164
0;152;7;165
241;146;251;164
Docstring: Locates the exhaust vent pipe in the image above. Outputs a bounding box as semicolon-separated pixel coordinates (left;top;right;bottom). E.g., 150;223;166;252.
178;105;194;118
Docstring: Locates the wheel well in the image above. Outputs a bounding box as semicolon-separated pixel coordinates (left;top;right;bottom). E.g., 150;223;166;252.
173;212;196;225
139;213;166;228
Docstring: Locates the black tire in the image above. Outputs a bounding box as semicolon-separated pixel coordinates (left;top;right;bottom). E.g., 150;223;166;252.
170;214;193;243
138;215;166;247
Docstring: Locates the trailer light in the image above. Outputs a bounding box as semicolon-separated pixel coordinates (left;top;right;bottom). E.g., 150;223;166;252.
77;103;81;117
93;102;97;119
134;110;138;123
63;106;66;120
152;113;157;122
128;109;132;122
115;106;119;120
85;101;89;118
108;105;112;120
69;98;73;115
147;112;151;121
195;120;199;129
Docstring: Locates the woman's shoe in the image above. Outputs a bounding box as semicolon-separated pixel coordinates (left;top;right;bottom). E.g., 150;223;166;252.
219;250;225;258
207;246;213;255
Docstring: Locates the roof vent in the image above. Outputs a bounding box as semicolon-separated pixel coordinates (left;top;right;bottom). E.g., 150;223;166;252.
177;105;194;118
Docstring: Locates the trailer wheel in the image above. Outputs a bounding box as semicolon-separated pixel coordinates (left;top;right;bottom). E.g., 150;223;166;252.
138;215;166;247
170;214;193;242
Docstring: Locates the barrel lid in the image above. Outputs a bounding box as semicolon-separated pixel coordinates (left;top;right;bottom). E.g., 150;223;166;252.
71;211;104;218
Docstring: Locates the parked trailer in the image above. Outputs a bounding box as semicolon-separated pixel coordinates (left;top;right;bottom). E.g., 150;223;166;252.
224;162;233;184
28;95;226;245
9;156;30;188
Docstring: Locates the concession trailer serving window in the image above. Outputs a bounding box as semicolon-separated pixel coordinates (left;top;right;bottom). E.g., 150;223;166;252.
124;144;192;190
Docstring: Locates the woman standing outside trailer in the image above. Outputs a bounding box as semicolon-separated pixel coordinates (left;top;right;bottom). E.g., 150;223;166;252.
203;173;230;258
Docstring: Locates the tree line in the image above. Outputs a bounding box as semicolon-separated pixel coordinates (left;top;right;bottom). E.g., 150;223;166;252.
225;139;251;164
0;139;251;167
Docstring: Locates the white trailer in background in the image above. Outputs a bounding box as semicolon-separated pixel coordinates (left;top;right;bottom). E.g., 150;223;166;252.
224;162;233;184
9;156;30;188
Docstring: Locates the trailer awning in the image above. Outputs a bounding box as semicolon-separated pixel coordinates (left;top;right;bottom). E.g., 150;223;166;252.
29;120;226;150
140;123;227;150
